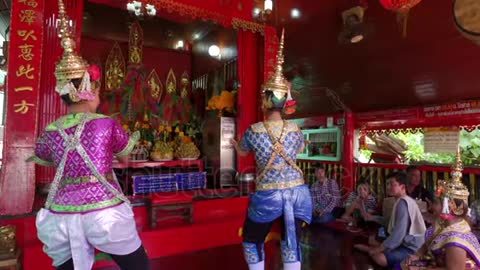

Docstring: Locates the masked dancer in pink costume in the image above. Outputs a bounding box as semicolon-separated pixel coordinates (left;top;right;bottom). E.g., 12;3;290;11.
27;1;149;269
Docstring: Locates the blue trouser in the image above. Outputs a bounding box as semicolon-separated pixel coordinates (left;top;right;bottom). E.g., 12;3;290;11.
242;217;304;264
243;185;312;265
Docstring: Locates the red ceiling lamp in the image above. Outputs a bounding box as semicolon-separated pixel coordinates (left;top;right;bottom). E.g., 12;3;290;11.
379;0;422;38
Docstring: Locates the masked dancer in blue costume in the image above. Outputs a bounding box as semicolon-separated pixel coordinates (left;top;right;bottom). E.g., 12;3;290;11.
231;30;312;270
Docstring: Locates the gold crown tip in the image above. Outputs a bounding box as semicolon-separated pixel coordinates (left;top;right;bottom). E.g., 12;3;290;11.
279;29;285;50
58;0;65;13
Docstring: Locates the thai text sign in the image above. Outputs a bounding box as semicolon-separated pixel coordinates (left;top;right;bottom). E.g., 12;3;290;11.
424;127;459;154
423;100;480;118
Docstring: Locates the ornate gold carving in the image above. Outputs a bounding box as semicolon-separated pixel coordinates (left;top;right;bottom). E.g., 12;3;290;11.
262;29;288;94
105;42;125;92
180;71;189;98
145;0;263;33
147;69;163;102
55;0;89;86
147;0;229;25
232;18;265;35
129;21;143;65
166;69;176;94
0;225;16;259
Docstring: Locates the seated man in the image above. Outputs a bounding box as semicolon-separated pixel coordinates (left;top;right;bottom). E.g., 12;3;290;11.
341;181;378;225
406;165;433;203
309;163;341;223
354;172;426;268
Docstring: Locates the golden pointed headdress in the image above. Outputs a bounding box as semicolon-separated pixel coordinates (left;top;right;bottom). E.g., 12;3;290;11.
438;146;470;216
54;0;89;89
262;29;289;96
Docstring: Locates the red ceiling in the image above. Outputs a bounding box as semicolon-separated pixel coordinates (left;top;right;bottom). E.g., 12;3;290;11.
271;0;480;116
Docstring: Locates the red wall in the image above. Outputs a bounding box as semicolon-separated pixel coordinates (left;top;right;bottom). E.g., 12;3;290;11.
81;35;192;91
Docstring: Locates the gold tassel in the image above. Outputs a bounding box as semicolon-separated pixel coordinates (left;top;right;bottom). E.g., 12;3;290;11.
396;9;409;38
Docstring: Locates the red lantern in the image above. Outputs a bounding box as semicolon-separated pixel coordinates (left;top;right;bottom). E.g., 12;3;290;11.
379;0;422;37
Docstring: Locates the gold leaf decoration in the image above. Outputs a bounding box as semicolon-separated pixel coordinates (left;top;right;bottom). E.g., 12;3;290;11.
166;68;177;94
105;42;125;92
147;69;163;102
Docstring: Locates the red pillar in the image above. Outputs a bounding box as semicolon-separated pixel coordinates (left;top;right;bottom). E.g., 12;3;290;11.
236;30;259;174
343;112;355;191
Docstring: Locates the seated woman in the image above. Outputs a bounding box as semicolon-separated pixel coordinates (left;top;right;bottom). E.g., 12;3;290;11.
401;164;480;270
309;163;341;223
340;181;378;225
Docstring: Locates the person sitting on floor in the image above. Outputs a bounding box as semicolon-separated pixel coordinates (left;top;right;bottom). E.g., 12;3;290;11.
354;172;426;268
469;199;480;240
402;160;480;270
406;165;433;203
309;163;341;223
469;199;480;226
340;180;378;225
362;177;395;227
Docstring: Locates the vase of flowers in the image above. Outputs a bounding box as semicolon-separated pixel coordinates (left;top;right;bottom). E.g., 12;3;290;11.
206;90;236;117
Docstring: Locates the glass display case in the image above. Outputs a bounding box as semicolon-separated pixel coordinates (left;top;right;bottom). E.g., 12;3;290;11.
297;127;342;161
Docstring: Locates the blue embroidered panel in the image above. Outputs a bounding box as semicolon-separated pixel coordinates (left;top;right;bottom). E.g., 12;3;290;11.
132;172;207;194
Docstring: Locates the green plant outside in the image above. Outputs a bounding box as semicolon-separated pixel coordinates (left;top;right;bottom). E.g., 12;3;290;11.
358;130;480;166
